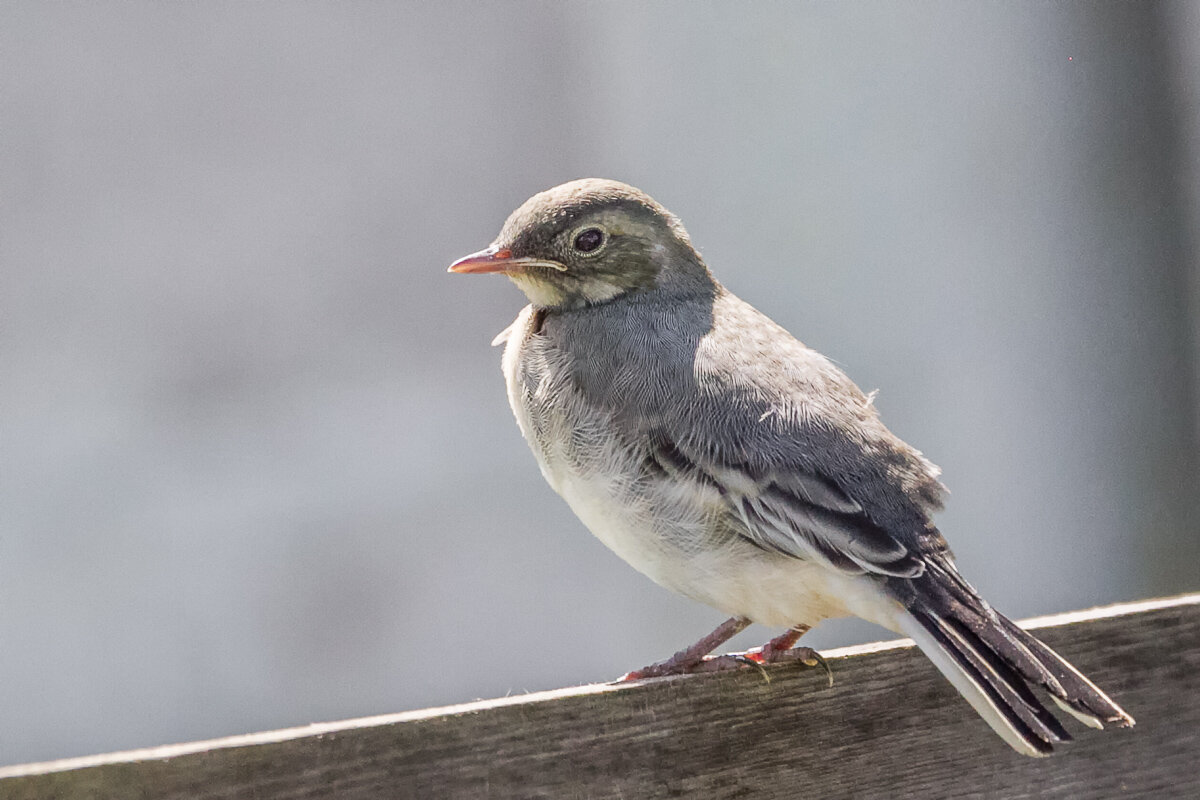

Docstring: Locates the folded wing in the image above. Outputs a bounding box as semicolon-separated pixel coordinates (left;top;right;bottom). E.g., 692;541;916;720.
647;430;926;578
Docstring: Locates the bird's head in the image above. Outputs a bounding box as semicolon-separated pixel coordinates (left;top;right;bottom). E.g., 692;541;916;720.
448;179;709;310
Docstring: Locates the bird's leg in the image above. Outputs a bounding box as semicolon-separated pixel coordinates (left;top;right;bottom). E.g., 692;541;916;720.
652;624;827;680
617;621;828;682
740;624;822;666
618;616;751;680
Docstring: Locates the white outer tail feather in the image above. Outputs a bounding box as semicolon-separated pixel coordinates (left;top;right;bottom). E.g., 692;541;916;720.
895;610;1049;757
1051;695;1104;730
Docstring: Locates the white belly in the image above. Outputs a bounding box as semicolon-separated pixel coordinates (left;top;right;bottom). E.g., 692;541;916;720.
553;466;866;628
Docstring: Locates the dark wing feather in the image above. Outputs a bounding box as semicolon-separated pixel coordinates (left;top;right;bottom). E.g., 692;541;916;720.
648;432;925;578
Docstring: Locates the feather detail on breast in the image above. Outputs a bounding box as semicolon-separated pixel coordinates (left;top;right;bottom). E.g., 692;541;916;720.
496;303;867;628
501;306;574;490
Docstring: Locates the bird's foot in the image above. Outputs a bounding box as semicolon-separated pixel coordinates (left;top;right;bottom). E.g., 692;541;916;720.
618;652;751;680
617;646;828;681
618;651;720;681
617;624;830;684
744;645;833;686
743;644;824;667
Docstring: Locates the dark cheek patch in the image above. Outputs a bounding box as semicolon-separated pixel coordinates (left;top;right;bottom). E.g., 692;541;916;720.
600;237;659;291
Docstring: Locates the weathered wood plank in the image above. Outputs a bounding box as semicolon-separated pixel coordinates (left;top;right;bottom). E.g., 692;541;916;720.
1;594;1197;800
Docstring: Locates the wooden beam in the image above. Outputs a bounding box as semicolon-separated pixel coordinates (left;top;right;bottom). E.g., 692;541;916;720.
1;594;1196;800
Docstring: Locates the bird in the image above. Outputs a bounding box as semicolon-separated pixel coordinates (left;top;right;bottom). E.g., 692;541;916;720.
447;178;1134;756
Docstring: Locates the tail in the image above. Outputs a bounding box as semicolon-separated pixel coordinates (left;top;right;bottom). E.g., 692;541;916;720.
891;558;1134;757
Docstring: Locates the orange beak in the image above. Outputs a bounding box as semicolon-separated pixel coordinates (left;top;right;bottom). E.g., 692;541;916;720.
448;247;567;275
447;247;519;274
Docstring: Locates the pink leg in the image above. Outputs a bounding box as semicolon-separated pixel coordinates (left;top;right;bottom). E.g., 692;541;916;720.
681;624;827;680
740;625;821;666
618;622;827;682
618;616;751;680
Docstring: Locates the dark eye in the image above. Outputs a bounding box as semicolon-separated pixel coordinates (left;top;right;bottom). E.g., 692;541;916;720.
573;227;605;253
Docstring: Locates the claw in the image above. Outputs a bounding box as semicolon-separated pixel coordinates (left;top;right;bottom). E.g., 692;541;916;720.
732;654;770;681
808;650;833;688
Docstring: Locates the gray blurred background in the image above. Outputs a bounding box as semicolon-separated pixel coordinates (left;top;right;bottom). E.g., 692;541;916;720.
2;1;1198;766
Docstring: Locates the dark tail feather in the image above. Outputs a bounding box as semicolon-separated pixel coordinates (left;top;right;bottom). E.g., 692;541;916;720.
995;613;1135;728
893;558;1134;757
911;608;1071;754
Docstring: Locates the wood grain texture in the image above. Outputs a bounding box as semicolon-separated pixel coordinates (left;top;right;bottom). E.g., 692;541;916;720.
2;595;1197;800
